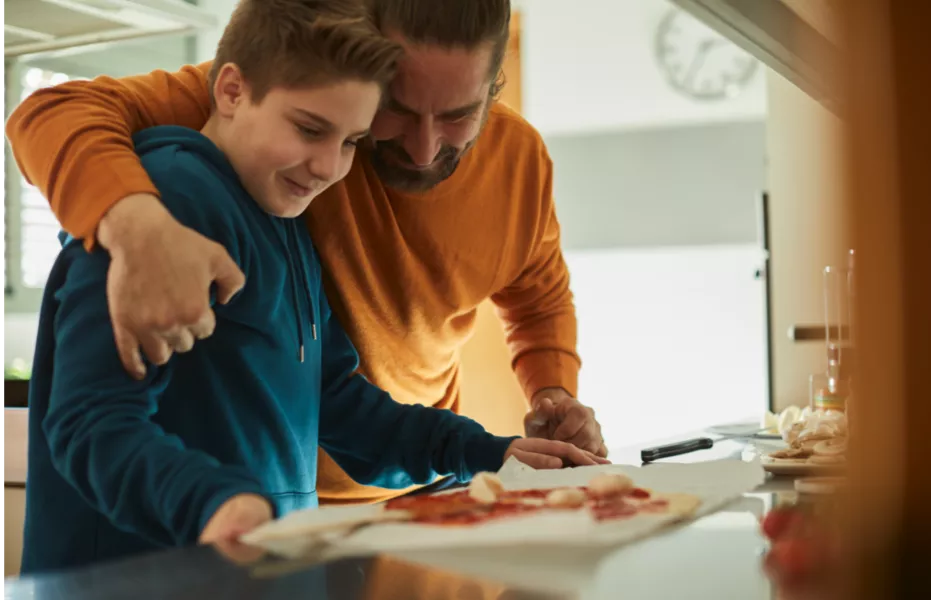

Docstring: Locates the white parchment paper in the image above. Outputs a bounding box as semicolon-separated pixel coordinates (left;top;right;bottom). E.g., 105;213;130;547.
242;459;764;559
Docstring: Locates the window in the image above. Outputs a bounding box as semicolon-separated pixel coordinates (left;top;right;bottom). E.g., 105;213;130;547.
4;66;90;312
567;245;767;447
3;33;196;384
3;63;10;292
17;68;77;289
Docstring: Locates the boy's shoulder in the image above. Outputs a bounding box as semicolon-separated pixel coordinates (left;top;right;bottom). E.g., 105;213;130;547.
133;126;233;209
131;126;250;261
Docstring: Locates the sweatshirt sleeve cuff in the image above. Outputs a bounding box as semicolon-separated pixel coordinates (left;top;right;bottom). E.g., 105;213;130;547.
196;483;271;539
513;350;581;400
460;434;520;480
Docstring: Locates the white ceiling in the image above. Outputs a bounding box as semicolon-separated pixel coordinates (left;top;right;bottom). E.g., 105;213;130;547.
4;0;215;58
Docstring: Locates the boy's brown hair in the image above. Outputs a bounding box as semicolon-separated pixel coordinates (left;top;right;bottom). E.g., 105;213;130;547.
208;0;402;105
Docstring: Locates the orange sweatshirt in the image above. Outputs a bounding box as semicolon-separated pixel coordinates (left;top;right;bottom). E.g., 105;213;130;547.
6;62;580;504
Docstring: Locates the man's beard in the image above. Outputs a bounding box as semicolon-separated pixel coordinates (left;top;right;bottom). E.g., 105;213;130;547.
368;141;464;193
368;105;489;193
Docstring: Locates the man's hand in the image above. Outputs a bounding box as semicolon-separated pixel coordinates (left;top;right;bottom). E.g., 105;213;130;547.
504;438;610;470
98;193;246;379
199;493;273;545
524;387;607;457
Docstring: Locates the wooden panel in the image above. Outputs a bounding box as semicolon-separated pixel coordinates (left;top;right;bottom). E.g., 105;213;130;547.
457;10;526;437
498;11;522;112
781;0;840;43
5;408;28;485
4;413;26;578
458;302;527;437
5;487;26;577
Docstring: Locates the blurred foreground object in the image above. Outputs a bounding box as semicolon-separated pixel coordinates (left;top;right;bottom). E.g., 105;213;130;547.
838;0;931;597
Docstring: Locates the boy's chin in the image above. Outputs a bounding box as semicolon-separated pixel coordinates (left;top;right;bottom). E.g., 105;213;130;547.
258;196;315;219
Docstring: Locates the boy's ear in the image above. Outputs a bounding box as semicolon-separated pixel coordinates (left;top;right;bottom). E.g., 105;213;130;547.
213;63;249;116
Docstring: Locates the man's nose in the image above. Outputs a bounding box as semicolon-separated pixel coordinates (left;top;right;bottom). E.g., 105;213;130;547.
403;117;442;166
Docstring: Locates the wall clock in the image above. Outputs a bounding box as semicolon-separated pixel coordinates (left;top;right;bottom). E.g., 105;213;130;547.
654;8;759;101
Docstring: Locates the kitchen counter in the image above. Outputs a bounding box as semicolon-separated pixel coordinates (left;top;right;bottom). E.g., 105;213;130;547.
4;434;794;599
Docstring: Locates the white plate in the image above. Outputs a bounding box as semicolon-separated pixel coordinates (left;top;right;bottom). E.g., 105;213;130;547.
707;422;782;440
758;456;846;477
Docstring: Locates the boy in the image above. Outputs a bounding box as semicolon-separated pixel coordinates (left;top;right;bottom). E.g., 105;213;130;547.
21;0;602;575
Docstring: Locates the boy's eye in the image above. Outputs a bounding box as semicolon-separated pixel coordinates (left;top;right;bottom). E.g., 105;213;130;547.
296;124;322;138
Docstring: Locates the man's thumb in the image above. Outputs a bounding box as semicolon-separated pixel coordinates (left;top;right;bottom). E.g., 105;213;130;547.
212;251;246;305
534;396;556;420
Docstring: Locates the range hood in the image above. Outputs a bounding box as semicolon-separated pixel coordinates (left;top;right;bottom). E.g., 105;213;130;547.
669;0;843;115
4;0;217;59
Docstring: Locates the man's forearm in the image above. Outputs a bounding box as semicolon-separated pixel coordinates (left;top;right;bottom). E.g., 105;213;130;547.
97;193;173;252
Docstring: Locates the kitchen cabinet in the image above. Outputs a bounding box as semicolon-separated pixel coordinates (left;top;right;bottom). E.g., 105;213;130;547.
5;408;28;577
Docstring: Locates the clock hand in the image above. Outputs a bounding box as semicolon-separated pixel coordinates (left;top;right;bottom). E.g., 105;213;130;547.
683;39;715;90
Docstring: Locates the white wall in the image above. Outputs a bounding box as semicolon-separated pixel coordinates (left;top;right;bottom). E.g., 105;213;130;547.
519;1;771;433
547;121;766;250
195;0;238;62
196;0;766;134
514;0;767;135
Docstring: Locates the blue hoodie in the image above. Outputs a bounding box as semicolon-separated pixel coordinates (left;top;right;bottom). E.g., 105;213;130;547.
21;125;515;574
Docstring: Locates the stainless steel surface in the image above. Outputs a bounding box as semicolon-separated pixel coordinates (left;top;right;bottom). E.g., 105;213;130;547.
5;433;792;599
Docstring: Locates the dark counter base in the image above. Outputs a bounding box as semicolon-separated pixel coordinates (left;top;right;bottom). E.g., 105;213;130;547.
4;379;29;408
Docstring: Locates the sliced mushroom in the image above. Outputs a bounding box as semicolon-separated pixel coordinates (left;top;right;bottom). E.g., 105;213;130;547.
588;473;634;498
468;472;505;504
545;488;587;508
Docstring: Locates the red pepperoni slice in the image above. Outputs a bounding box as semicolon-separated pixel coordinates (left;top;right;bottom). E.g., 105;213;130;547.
629;488;651;499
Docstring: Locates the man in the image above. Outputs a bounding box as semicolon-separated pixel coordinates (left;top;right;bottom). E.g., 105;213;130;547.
6;0;606;505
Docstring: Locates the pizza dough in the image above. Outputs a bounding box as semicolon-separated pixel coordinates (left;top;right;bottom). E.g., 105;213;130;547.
386;475;702;528
658;492;702;519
